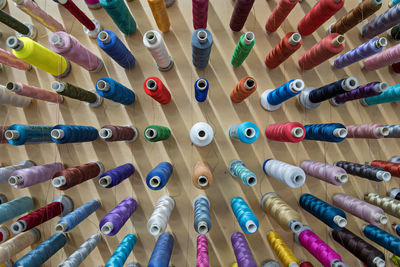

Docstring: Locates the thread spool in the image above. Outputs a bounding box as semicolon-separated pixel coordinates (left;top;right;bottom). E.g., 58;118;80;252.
194;78;209;102
148;0;170;32
304;123;347;143
7;36;70;78
361;84;400;106
0;228;40;263
192;29;213;69
390;0;400;7
105;234;137;267
231;197;259;234
389;24;400;40
391;253;400;267
99;125;137;142
148;233;174;267
192;0;209;29
192;161;212;190
100;0;136;35
393;223;400;237
0;85;31;107
146;162;173;190
0;48;31;71
143;77;171;104
362;4;400;38
55;200;100;232
265;122;305;143
267;231;299;267
0;160;35;184
197;235;209;267
143;30;173;71
84;0;101;9
6;124;53;146
263;159;306;188
6;81;63;104
0;226;8;243
51;81;103;107
0;10;37;39
229;0;255;32
389;188;400;200
265;0;299;33
96;77;135;105
58;233;101;267
144;125;171;142
231;32;255;67
97;30;136;69
362;224;400;256
52;162;103;190
370;160;400;177
51;125;98;144
193;195;211;234
99;163;134;188
345;124;389;139
229;122;259;144
331;82;388;106
228;160;257;187
300;160;348;186
99;197;137;236
265;32;302;69
190;122;214;147
0;196;33;224
230;77;257;103
334;161;391;182
231;232;257;267
363;43;400;70
364;193;400;219
261;79;304;111
147;195;175;236
332;193;388;226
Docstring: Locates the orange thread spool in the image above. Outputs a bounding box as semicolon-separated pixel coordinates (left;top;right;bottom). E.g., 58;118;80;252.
230;77;257;103
148;0;170;32
192;161;213;189
265;32;302;69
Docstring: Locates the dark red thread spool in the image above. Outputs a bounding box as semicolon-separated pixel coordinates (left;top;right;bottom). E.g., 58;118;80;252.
265;0;299;33
229;0;255;32
265;122;305;143
58;0;95;31
144;77;171;104
371;160;400;177
265;32;302;69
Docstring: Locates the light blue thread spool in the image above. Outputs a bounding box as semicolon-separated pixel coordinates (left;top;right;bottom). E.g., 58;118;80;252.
231;197;259;234
55;200;100;232
229;160;257;186
193;195;211;234
0;196;33;224
105;234;137;267
229;122;259;144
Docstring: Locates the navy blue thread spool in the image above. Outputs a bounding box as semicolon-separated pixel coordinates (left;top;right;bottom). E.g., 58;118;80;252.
99;163;135;188
299;193;347;229
148;232;174;267
97;30;135;69
5;124;53;146
299;77;358;109
193;195;211;234
304;123;347;142
362;224;400;256
51;125;98;144
194;78;209;102
260;79;305;111
96;77;135;105
146;162;173;190
192;29;213;69
392;223;400;237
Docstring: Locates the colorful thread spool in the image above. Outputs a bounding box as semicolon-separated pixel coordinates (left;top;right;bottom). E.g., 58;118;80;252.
363;42;400;70
194;78;209;102
100;0;136;35
230;77;257;103
6;82;63;104
263;159;306;188
345;124;389;139
99;125;138;142
229;122;259;144
261;79;304;111
0;86;31;107
391;254;400;267
146;162;173;190
190;122;214;147
58;233;101;267
231;32;255;67
231;232;257;267
144;125;171;142
304;123;347;143
334;161;391;182
265;0;299;33
331;82;388;106
265;32;302;69
148;233;174;267
96;77;135;105
371;160;400;177
143;77;171;104
148;0;170;32
364;193;400;219
231;197;259;234
0;10;37;39
362;224;400;256
228;160;257;187
193;195;211;234
105;234;137;267
229;0;255;32
99;163;135;188
267;231;299;267
5;124;52;145
51;125;98;144
143;30;173;71
265;122;305;143
55;200;100;232
192;0;209;30
52;162;104;190
361;4;400;38
0;228;40;263
0;160;35;184
0;48;31;71
51;81;103;107
300;160;348;186
192;161;213;190
0;196;33;225
192;29;213;69
147;195;174;236
196;235;209;267
361;84;400;106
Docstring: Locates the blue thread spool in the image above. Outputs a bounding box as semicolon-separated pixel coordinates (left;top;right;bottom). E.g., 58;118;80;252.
5;124;52;145
146;162;173;190
96;77;135;105
105;234;137;267
148;232;174;267
393;224;400;237
304;123;347;143
228;160;257;186
99;0;136;35
229;121;259;144
99;163;135;188
51;125;98;144
192;29;213;69
0;196;33;224
55;200;100;232
363;224;400;256
97;30;135;69
194;78;209;102
231;197;259;234
14;233;67;267
361;84;400;106
261;79;305;111
193;195;211;234
299;193;347;229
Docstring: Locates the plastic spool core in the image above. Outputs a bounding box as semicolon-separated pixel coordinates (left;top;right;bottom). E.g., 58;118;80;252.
6;36;23;50
373;257;385;267
376;37;387;48
52;176;66;188
145;128;157;139
289;33;301;45
198;221;208;234
244;128;256;138
5;130;19;140
10;221;25;234
293;175;305;185
99;128;113;139
150;176;161;187
198;176;208;187
98;31;110;44
50;34;64;47
55;222;67;232
197;30;208;43
290;79;305;92
197;80;207;91
244;32;254;45
375;214;388;224
5;82;19;92
150;225;160;235
377;171;391;181
244;79;255;90
333;128;347;138
51;129;64;140
99;176;112;187
146;79;158;91
377;127;390;136
198;130;206;139
376;82;388;92
8;175;22;186
51;81;65;93
333;215;347;227
96;80;109;92
331;260;345;267
289;220;303;233
246;220;257;233
332;35;345;47
335;173;348;183
101;222;114;235
343;77;358;91
145;31;157;44
247;176;257;186
291;127;304;138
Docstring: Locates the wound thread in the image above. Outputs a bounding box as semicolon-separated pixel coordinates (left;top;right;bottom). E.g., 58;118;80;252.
261;79;304;111
361;4;400;38
363;42;400;70
5;124;53;145
96;77;135;105
146;162;173;190
300;160;348;186
99;163;135;188
265;0;299;33
194;78;209;102
267;231;299;267
0;228;40;263
56;0;95;30
55;200;99;232
265;122;305;143
230;77;257;103
148;233;174;267
0;86;31;107
231;197;259;234
0;196;33;225
6;81;62;104
332;82;388;105
192;0;209;30
147;195;175;236
193;196;211;235
228;160;257;187
265;32;302;69
371;160;400;177
143;77;172;104
304;123;347;143
51;125;98;144
105;234;137;267
51;81;101;106
229;0;255;32
362;224;400;256
389;24;400;40
0;48;31;71
52;162;103;190
0;10;34;37
144;125;171;142
143;30;173;71
192;29;213;69
196;235;209;267
99;125;137;142
335;161;391;182
263;159;306;188
364;193;400;219
192;161;212;190
231;32;255;67
58;233;101;267
229;122;259;144
148;0;170;32
231;232;257;267
0;160;35;184
361;84;400;106
100;0;136;35
346;124;389;139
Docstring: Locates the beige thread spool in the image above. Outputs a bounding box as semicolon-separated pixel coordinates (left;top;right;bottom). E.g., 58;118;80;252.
0;228;40;263
192;161;213;189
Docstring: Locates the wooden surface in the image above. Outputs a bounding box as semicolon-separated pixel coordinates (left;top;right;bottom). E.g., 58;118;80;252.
0;0;400;266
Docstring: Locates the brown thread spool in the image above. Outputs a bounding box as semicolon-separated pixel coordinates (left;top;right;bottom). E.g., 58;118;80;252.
230;77;257;103
148;0;170;33
99;125;138;142
192;161;212;189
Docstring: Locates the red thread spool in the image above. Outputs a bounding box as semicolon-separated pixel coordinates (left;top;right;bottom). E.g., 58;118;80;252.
265;32;302;69
265;0;299;33
0;126;9;143
300;262;314;267
297;0;344;36
265;122;305;143
16;202;63;231
144;77;171;104
230;77;257;103
298;33;345;70
52;162;103;190
58;0;95;31
392;62;400;73
371;160;400;177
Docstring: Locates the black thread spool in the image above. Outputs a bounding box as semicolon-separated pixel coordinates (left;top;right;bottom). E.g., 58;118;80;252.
0;9;36;39
334;161;391;182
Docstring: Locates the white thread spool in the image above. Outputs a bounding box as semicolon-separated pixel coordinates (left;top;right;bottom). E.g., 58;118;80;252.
0;85;31;107
190;122;214;147
147;195;175;236
143;30;173;71
263;159;306;188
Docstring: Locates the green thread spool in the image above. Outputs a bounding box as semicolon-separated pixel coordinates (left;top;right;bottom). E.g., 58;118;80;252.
144;125;171;142
231;32;255;67
361;84;400;106
390;25;400;41
51;81;102;107
0;10;36;39
391;254;400;267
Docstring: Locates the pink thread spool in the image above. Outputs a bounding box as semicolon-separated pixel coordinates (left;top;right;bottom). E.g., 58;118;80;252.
6;82;63;104
197;235;209;267
364;43;400;71
0;48;31;71
300;160;348;186
346;124;389;139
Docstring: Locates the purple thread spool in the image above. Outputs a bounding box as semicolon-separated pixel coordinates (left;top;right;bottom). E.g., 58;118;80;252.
362;4;400;38
300;160;348;186
98;163;135;188
193;0;209;30
231;232;257;267
331;82;388;106
99;197;137;236
229;0;255;32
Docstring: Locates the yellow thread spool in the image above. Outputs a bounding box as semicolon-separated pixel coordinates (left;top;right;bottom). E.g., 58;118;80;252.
148;0;170;32
267;231;299;267
6;36;70;77
231;263;238;267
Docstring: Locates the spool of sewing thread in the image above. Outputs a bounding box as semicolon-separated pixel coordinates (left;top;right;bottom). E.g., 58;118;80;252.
362;224;400;256
143;77;171;104
390;188;400;200
13;0;64;32
190;122;214;147
265;0;299;33
84;0;101;9
346;124;389;139
97;30;136;69
105;234;136;267
55;200;100;232
332;193;388;226
148;0;170;32
100;0;136;35
0;86;31;107
300;160;348;185
230;77;257;103
193;0;209;29
194;78;209;102
363;43;400;70
96;77;135;105
52;162;104;190
228;160;257;187
143;30;173;71
365;193;400;218
231;197;259;234
261;79;304;111
389;24;400;40
197;235;209;267
146;162;173;190
144;125;171;142
267;231;299;267
192;161;212;190
58;233;101;267
231;232;257;267
148;233;174;267
51;81;103;107
7;37;70;78
333;38;387;69
5;124;53;145
362;4;400;38
265;32;302;69
99;163;134;188
0;48;31;71
229;0;255;32
231;32;255;67
0;160;35;184
0;226;8;244
9;162;64;189
51;125;98;144
99;125;137;142
0;228;40;263
263;159;306;188
148;195;174;236
331;82;388;106
49;32;103;72
6;82;63;104
0;10;37;39
391;254;400;267
304;123;347;143
0;196;33;224
193;195;211;234
99;197;137;236
390;0;400;7
265;122;305;143
334;161;391;182
361;84;400;106
370;160;400;177
14;233;66;267
332;228;385;267
192;29;213;69
229;122;259;144
300;193;347;229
